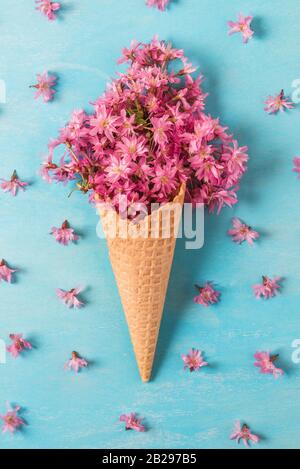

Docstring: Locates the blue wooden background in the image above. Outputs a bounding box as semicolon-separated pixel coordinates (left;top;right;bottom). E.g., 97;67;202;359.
1;0;300;449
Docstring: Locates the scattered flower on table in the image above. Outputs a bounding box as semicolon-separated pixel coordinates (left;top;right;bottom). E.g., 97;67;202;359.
253;276;282;299
228;13;254;43
230;421;260;447
194;282;220;307
293;157;300;178
228;218;259;245
7;334;32;358
51;220;79;245
64;351;88;372
56;286;84;308
30;71;57;103
0;404;25;434
35;0;61;21
264;90;294;114
146;0;170;11
0;259;17;283
182;348;208;372
0;170;28;196
120;413;145;432
254;351;284;378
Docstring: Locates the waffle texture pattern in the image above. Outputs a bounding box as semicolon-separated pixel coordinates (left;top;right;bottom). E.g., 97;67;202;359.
98;185;185;381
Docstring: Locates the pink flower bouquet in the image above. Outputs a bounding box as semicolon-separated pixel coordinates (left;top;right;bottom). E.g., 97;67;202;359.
42;38;248;381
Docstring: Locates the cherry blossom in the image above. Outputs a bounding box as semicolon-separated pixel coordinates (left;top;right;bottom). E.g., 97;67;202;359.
228;13;254;43
35;1;61;21
146;0;170;11
264;90;294;114
31;72;57;103
0;404;25;434
228;218;259;245
0;170;28;196
0;259;17;283
182;348;208;372
56;286;84;308
51;220;79;245
194;282;220;307
253;276;282;299
230;421;260;447
41;38;248;218
64;351;88;372
7;334;32;358
120;413;145;432
293;157;300;178
254;351;284;378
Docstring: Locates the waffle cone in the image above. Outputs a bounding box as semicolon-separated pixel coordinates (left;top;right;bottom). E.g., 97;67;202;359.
97;184;185;382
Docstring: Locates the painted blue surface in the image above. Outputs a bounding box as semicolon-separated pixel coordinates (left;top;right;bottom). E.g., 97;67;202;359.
1;0;300;449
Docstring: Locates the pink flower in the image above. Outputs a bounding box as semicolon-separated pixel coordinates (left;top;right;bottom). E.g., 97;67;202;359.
222;141;249;184
42;38;248;217
116;136;147;161
182;348;208;372
228;218;259;245
56;286;84;308
64;351;88;372
7;334;32;358
51;220;79;245
31;72;57;102
254;351;284;378
151;116;172;146
40;153;58;183
120;413;145;432
194;282;220;307
146;0;170;12
194;185;239;215
152;163;178;197
0;404;25;434
35;0;61;21
264;90;294;114
230;421;260;447
0;259;17;283
90;104;121;143
0;170;28;196
253;276;282;299
228;13;254;43
293;157;300;178
105;155;132;184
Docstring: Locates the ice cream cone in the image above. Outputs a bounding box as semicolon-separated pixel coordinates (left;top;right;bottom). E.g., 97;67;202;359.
97;184;185;382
